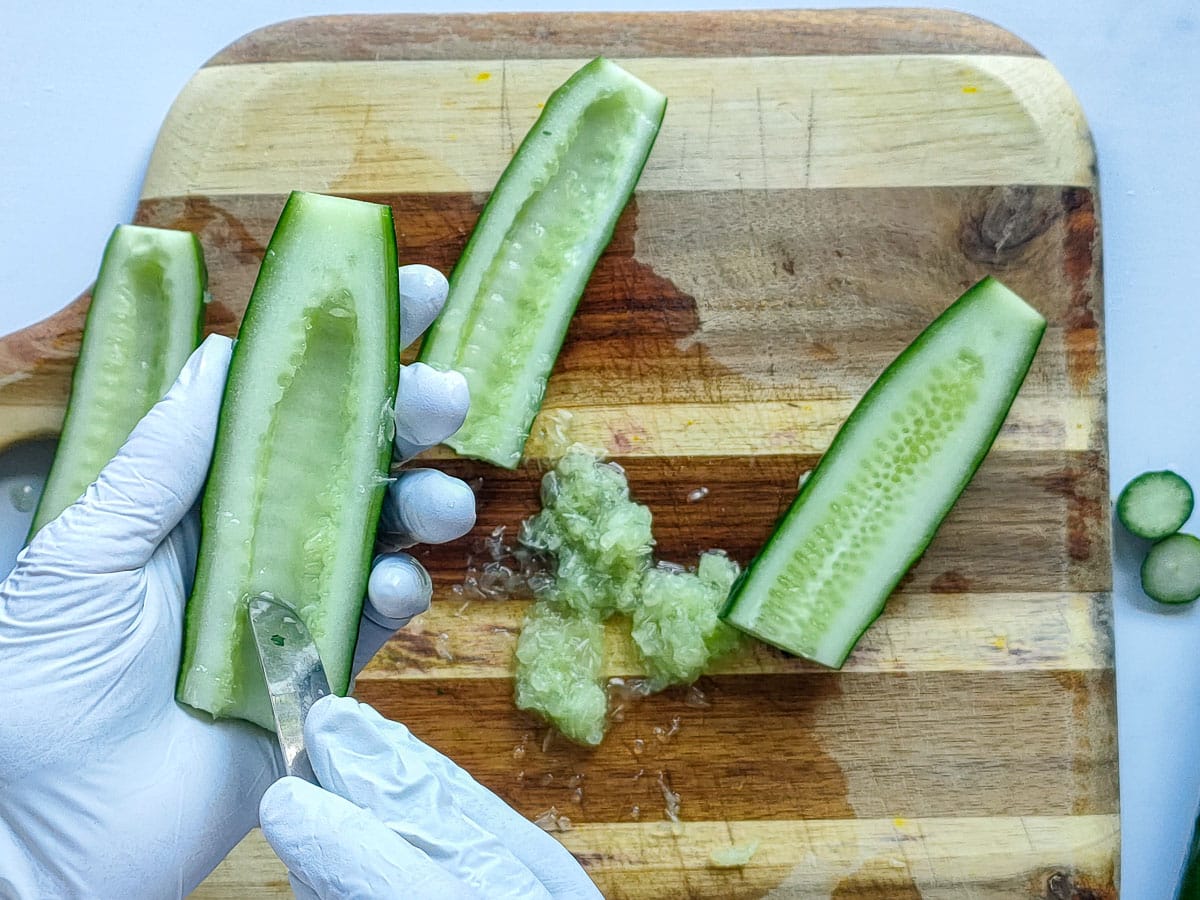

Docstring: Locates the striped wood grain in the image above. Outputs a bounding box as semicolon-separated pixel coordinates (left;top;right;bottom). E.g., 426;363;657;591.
205;815;1116;900
0;9;1112;899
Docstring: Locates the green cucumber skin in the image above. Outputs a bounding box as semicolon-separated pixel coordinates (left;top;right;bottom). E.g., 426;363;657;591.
721;277;1046;667
418;57;667;468
178;192;399;729
1117;470;1194;540
30;225;207;536
1140;533;1200;605
1178;806;1200;900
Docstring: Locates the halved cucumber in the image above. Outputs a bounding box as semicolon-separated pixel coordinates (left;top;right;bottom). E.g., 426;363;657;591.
30;225;206;535
178;192;399;729
722;277;1045;667
419;57;666;468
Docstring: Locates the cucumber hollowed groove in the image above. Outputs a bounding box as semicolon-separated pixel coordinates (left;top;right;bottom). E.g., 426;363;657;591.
179;192;399;729
722;278;1045;668
30;225;206;535
755;351;983;654
420;58;667;468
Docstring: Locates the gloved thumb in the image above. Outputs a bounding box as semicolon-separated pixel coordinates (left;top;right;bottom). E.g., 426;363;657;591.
260;776;484;900
27;335;232;573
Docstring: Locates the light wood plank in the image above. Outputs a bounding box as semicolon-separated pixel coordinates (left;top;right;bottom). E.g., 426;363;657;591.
361;591;1113;680
197;815;1117;900
145;55;1092;199
475;394;1104;460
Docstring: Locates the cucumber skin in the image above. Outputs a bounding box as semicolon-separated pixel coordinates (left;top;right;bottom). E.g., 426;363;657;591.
29;226;207;536
1116;469;1194;540
721;277;1045;667
1140;533;1200;605
1179;806;1200;900
179;193;399;724
419;57;667;469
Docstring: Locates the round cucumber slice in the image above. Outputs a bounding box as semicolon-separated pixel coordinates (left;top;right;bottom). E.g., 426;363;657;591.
1141;533;1200;605
1116;470;1193;540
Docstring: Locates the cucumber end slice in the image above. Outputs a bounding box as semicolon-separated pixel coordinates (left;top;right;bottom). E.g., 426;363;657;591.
1141;533;1200;605
1117;470;1193;540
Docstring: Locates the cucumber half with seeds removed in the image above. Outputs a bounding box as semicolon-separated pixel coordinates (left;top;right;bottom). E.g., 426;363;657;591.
178;192;399;729
30;225;206;535
419;57;666;468
722;277;1045;667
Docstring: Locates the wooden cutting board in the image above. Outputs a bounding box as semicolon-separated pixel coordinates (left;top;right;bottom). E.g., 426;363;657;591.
0;10;1115;898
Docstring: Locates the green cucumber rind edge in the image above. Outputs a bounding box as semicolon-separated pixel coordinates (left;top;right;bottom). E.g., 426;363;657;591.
1116;469;1194;540
720;277;1046;668
178;192;400;712
28;225;208;537
420;57;667;469
1140;532;1200;605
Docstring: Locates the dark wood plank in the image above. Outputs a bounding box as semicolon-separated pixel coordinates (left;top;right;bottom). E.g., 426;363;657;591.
134;186;1102;401
356;668;1118;823
411;449;1110;596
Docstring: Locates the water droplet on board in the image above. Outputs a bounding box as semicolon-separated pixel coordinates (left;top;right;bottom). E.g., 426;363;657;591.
9;482;36;512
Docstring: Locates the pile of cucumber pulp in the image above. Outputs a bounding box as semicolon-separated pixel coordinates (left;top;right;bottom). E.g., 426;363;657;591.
36;56;1051;743
513;447;746;744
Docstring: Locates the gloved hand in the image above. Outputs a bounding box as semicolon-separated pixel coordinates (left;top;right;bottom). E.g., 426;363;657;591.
0;266;473;899
260;696;602;899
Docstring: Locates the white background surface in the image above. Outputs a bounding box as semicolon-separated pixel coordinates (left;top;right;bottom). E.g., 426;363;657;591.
1;1;1197;895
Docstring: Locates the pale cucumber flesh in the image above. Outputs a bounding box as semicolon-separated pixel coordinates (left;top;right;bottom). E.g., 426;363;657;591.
178;192;399;730
30;225;206;535
722;278;1045;667
419;58;666;468
513;447;744;744
1141;533;1200;604
1117;470;1193;540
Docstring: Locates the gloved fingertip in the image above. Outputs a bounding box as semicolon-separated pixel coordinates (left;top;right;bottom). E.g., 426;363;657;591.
393;364;471;460
305;694;413;756
171;334;233;393
259;775;320;833
303;694;357;740
383;469;476;546
197;332;235;363
399;265;450;349
367;553;433;624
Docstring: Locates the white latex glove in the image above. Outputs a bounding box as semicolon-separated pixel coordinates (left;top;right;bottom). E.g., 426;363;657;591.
260;696;602;900
0;265;473;899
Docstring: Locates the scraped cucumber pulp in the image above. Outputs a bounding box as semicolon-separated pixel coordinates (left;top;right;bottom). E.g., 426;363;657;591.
632;552;743;691
30;225;206;535
513;447;743;744
722;277;1045;667
1141;533;1200;605
419;58;666;468
1117;470;1193;540
514;602;607;746
178;192;399;729
520;447;654;617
